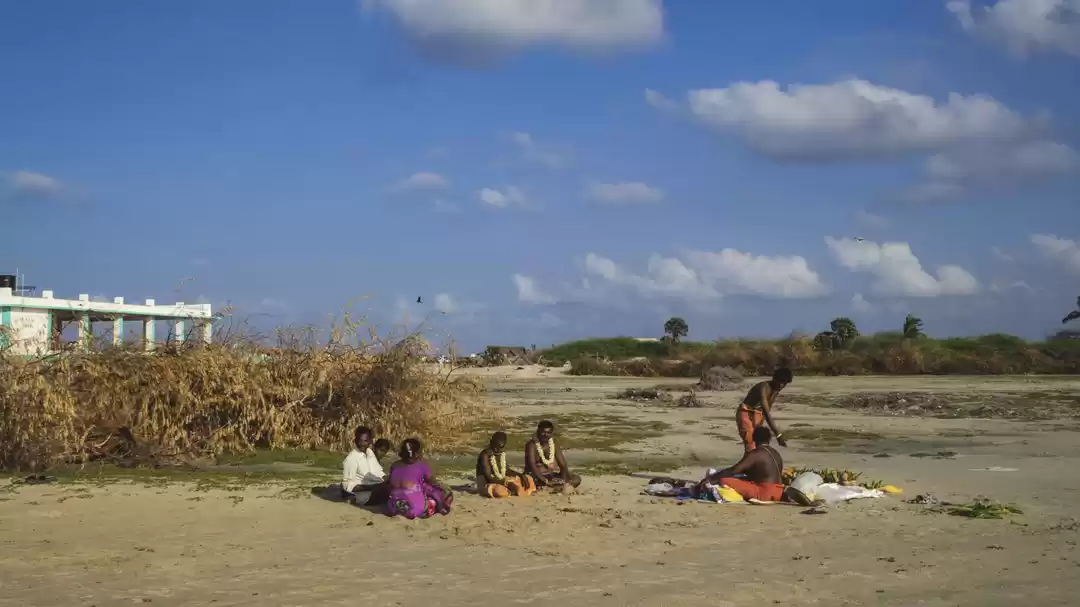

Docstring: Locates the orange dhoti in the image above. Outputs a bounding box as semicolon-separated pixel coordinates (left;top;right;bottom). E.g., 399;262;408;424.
735;406;765;452
717;477;784;502
478;475;536;498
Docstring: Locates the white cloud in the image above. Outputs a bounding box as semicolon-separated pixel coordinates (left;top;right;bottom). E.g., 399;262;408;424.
4;170;66;201
852;293;874;313
364;0;664;58
948;0;1080;58
512;274;555;304
660;79;1035;161
906;139;1079;202
644;88;678;111
825;236;980;297
585;181;665;205
1031;233;1080;275
582;248;829;302
479;186;527;208
391;172;449;192
991;246;1015;263
511;132;570;168
433;293;458;314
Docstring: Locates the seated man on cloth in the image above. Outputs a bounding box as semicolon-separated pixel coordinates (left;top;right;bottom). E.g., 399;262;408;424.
476;431;536;498
341;426;389;505
524;420;582;492
696;426;785;502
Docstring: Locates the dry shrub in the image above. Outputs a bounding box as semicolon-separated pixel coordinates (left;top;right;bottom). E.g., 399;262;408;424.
697;365;744;391
0;327;486;472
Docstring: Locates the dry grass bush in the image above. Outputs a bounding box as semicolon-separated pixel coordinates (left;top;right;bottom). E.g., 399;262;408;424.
697;365;744;391
0;317;487;472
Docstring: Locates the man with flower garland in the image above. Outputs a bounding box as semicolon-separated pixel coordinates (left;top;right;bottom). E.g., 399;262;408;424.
524;420;582;493
476;431;536;498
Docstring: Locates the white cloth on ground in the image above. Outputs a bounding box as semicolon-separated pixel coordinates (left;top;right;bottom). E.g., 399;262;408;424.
811;483;884;504
342;448;385;494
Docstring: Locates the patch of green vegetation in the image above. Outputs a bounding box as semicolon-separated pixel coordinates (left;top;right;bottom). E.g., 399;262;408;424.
575;456;682;476
469;412;671;454
39;462;333;489
540;338;692;365
946;499;1023;519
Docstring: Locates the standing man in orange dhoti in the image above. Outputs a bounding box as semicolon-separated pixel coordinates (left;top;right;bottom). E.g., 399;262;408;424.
736;368;792;452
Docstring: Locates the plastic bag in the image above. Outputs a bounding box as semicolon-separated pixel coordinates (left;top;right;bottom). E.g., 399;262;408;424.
813;483;884;504
790;471;823;496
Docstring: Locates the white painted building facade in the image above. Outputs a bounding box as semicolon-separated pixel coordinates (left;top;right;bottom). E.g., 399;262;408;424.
0;287;212;356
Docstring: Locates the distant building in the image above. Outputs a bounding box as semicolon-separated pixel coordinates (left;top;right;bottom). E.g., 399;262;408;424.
0;277;212;356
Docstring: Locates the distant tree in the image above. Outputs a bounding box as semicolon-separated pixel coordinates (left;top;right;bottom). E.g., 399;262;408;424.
663;317;689;344
1063;296;1080;325
813;331;840;352
829;317;859;348
902;314;925;339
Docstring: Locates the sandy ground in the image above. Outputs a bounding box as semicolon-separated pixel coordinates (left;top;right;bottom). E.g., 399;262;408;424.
2;372;1080;606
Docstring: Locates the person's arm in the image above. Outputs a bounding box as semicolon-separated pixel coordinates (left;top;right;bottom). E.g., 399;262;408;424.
761;387;787;447
699;452;755;490
554;444;572;481
524;441;547;486
479;451;499;485
342;453;362;491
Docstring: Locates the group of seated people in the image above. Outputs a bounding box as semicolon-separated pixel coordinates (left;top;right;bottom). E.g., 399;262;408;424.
341;420;582;519
342;367;804;518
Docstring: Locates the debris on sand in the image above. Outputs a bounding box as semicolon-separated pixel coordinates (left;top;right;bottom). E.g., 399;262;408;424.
676;390;703;408
696;366;744;391
614;388;673;403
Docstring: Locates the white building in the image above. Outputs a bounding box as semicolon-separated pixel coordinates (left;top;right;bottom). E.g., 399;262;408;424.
0;285;213;356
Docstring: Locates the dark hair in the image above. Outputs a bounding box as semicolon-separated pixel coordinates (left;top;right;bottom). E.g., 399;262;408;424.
490;431;508;446
399;438;422;460
537;420;554;432
752;425;772;447
772;368;793;384
373;438;391;452
354;426;373;442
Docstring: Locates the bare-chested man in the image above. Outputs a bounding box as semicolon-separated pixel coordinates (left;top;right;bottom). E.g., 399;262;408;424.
524;420;582;492
697;426;785;502
735;368;792;452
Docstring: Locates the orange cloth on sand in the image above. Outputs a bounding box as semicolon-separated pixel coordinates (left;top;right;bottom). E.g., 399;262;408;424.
718;477;784;502
482;475;536;498
736;406;765;452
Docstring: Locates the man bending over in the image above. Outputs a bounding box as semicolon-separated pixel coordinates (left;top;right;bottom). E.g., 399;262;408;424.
525;420;582;492
697;426;785;502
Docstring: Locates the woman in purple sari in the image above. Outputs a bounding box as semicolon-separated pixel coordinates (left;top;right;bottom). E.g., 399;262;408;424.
386;438;452;519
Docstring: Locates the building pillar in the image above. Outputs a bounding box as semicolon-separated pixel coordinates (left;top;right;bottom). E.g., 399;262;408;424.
112;297;125;347
144;298;156;352
201;320;213;345
79;313;92;352
174;319;186;346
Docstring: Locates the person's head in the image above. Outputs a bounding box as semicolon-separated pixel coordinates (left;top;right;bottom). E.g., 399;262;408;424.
372;438;391;460
770;367;793;391
536;420;555;443
752;425;773;448
354;426;373;451
489;431;508;454
398;438;423;462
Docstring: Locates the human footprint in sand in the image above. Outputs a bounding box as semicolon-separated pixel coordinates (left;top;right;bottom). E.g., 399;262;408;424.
476;431;536;498
697;426;786;502
525;420;581;493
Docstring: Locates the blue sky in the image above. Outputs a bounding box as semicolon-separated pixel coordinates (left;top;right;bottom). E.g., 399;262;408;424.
2;0;1079;352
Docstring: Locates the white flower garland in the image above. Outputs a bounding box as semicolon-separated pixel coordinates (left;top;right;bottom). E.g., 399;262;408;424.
489;452;507;481
535;438;556;467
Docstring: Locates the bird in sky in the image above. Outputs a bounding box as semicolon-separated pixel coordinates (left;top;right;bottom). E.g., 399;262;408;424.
1063;296;1080;324
854;237;865;242
416;296;423;304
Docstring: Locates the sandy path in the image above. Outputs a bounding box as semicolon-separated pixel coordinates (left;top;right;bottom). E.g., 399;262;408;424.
2;374;1079;606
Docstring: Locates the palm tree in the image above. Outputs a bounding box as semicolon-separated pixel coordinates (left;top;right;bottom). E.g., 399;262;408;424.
1063;296;1080;324
663;317;689;344
903;314;925;339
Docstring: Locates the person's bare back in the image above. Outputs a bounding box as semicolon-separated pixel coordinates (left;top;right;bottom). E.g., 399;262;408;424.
742;445;783;485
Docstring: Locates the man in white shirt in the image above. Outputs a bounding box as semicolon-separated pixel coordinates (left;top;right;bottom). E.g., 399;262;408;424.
341;426;388;506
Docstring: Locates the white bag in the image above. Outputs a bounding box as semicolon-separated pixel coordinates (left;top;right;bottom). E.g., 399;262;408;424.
790;471;823;497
